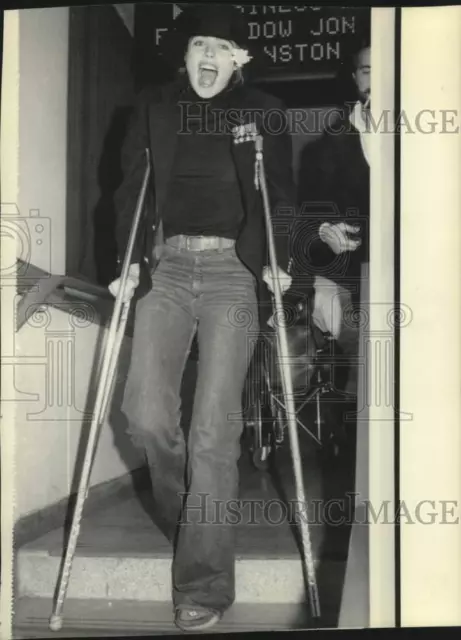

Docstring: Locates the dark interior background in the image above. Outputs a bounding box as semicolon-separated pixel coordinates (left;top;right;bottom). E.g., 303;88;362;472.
66;3;371;286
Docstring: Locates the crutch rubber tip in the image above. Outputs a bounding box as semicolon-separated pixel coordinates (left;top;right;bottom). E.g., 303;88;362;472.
49;614;63;632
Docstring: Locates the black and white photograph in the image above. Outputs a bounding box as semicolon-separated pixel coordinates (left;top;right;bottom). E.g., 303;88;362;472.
1;2;460;638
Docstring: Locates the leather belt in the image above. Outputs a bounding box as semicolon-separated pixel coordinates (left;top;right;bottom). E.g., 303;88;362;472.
165;235;236;252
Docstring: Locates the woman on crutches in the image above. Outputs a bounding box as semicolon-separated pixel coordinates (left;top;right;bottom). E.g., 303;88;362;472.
109;5;295;631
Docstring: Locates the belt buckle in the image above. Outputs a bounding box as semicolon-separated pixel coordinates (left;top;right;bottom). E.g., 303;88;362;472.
190;235;206;251
186;236;198;251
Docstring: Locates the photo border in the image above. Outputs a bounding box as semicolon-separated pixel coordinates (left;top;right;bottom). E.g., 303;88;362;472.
2;2;461;637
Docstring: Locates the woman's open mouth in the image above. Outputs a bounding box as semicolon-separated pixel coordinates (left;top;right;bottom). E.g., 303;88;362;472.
198;62;219;87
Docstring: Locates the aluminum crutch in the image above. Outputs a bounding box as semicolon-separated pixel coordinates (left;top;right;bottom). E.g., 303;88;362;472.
49;150;151;632
83;300;132;481
254;134;321;619
98;301;131;426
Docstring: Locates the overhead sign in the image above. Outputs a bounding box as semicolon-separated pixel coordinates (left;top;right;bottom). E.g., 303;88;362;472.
136;3;370;82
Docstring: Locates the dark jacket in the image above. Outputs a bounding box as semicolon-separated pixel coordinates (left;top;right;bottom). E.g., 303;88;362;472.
294;109;370;297
114;76;297;318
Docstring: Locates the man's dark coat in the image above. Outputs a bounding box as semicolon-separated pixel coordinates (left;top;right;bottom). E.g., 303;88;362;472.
294;109;370;298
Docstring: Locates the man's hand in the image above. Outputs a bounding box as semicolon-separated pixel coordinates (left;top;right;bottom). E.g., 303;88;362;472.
108;263;140;303
262;265;292;295
312;275;342;339
319;222;362;255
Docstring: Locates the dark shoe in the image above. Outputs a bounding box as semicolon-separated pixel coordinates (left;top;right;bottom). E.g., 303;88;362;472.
174;605;222;632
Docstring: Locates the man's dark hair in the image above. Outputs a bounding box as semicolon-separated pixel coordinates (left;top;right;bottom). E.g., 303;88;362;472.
333;28;371;107
351;37;371;71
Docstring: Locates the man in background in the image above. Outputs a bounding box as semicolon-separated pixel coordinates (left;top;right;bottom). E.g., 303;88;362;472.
294;39;371;399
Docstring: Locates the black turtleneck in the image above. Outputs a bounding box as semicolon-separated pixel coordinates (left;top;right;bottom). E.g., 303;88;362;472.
161;84;245;240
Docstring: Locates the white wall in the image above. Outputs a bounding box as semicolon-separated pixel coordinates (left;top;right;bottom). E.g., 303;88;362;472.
14;300;142;521
18;8;69;275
